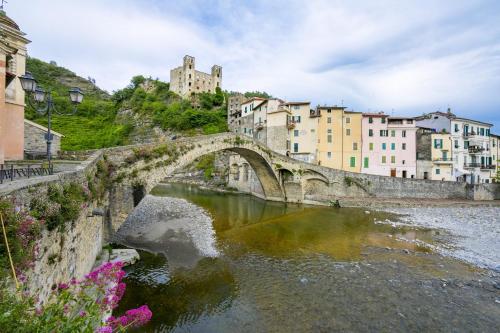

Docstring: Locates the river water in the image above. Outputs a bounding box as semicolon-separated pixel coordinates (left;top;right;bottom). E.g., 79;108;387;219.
115;183;500;332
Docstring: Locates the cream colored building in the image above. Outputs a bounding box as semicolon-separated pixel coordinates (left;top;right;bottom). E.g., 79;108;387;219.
491;134;499;182
317;106;362;172
169;55;222;98
284;102;318;163
0;10;29;164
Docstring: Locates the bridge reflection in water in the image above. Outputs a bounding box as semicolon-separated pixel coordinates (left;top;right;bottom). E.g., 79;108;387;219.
115;183;436;332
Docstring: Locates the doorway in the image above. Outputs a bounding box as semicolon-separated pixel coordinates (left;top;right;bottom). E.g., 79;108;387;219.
390;169;396;177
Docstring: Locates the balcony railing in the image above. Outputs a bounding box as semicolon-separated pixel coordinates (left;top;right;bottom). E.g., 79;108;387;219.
255;122;264;131
468;145;485;154
463;132;477;138
464;163;481;168
433;158;453;163
480;164;496;170
287;121;296;130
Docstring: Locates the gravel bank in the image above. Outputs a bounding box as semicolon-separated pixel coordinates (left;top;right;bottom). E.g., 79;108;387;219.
384;207;500;271
113;195;219;268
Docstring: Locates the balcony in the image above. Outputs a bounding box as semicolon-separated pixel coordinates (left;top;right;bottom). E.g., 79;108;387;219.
255;122;264;131
468;145;485;154
433;158;453;164
287;120;296;130
480;164;496;170
464;163;481;168
463;131;477;138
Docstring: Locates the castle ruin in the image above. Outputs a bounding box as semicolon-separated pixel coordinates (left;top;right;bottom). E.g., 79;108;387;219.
169;55;222;98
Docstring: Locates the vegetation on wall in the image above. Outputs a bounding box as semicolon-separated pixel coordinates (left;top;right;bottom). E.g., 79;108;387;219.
195;154;216;180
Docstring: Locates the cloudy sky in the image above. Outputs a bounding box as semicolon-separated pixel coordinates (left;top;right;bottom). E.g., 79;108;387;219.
8;0;500;129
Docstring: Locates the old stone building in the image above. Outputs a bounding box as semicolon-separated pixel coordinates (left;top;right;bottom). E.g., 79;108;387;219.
24;119;63;158
0;9;30;164
227;93;244;131
169;55;222;98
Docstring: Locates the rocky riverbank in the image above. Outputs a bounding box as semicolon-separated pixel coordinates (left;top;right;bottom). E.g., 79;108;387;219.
381;206;500;272
113;195;219;269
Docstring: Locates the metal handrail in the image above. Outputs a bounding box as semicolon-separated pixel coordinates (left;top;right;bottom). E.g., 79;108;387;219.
0;164;54;184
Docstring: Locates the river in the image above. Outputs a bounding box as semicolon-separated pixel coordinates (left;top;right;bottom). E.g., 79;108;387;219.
114;183;500;332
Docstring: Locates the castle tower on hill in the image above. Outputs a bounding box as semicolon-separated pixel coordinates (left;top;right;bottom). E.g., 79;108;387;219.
169;55;222;98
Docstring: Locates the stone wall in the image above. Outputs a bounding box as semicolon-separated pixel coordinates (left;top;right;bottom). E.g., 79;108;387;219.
0;151;107;302
24;119;62;157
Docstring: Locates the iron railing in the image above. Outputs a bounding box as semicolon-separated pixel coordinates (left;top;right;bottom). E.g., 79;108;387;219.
0;164;54;183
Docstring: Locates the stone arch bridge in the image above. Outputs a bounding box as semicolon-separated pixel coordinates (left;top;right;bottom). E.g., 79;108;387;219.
105;132;499;231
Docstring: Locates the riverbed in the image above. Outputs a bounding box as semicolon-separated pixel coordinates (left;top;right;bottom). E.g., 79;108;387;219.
114;183;500;332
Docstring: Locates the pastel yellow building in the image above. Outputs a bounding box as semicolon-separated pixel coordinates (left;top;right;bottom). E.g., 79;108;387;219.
284;102;318;163
430;133;454;181
317;106;362;172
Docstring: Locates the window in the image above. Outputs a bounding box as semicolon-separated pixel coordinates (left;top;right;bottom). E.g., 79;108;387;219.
407;120;413;124
369;117;373;124
327;135;332;143
294;116;301;123
244;128;247;134
464;140;469;149
350;157;356;167
454;140;459;149
391;130;396;137
346;117;351;124
286;140;291;150
353;143;358;150
434;139;443;149
402;143;406;150
391;143;396;150
382;156;387;164
486;129;490;136
480;128;485;136
293;143;299;152
369;129;373;137
380;130;388;137
294;130;299;137
454;124;459;132
346;129;351;136
327;129;332;134
391;156;396;164
293;105;300;110
364;157;369;168
382;143;387;150
327;117;332;124
381;117;386;124
436;169;441;175
327;152;332;159
369;143;374;151
402;130;406;138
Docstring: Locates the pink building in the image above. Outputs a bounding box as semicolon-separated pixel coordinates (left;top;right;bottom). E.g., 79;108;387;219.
361;114;417;178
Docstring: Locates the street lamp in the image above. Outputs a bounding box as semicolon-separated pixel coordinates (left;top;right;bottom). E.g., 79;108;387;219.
19;71;84;172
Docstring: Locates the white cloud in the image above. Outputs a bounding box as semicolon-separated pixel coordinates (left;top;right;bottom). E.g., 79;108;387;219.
7;0;500;127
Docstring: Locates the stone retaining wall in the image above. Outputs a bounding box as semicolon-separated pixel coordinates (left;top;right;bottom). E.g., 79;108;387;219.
0;151;107;302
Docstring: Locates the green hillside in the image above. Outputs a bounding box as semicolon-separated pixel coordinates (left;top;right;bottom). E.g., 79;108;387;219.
25;58;269;151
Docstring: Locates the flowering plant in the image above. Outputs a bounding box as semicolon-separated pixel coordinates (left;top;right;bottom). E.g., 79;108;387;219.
0;261;152;332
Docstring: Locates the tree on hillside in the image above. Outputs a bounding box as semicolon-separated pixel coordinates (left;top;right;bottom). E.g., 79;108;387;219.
244;91;272;99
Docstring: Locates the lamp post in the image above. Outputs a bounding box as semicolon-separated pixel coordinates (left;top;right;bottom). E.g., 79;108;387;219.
19;71;84;173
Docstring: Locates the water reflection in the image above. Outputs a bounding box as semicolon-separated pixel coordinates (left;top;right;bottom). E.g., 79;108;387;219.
116;183;441;332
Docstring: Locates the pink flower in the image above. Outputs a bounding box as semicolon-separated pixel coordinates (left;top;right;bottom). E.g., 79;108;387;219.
97;326;112;333
125;305;153;327
79;311;87;317
58;283;69;290
118;315;129;326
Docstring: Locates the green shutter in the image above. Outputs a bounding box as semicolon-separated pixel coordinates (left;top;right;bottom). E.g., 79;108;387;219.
350;157;356;167
364;157;369;168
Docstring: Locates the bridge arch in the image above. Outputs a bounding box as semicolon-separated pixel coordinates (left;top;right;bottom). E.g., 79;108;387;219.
125;134;286;202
